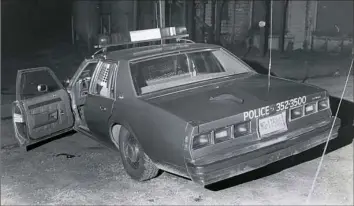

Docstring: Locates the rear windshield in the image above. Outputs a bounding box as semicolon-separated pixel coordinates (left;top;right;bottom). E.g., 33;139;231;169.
130;49;252;95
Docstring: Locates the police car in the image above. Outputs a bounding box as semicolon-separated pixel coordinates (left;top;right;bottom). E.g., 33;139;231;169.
12;27;341;186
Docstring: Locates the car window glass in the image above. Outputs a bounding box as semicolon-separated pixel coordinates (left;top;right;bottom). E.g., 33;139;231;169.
212;49;251;73
19;69;61;100
130;49;251;95
145;54;189;81
92;62;117;98
79;62;97;80
131;54;189;95
189;52;225;73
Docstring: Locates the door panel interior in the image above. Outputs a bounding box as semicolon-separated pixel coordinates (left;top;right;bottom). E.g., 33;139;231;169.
21;89;74;140
15;67;75;144
73;78;90;106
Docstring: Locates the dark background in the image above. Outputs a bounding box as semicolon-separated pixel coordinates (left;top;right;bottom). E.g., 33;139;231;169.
2;0;73;57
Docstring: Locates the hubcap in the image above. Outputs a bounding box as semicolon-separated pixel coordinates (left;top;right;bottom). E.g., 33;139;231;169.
124;135;140;168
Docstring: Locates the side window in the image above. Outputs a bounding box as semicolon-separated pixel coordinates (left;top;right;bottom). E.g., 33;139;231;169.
18;68;62;100
91;61;117;99
79;62;97;80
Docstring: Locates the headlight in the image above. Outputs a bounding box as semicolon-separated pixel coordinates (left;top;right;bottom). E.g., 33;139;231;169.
318;98;329;111
214;126;232;143
192;132;211;150
234;121;251;137
290;107;303;120
305;103;317;115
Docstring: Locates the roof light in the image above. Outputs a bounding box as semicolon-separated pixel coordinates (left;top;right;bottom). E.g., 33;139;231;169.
95;26;190;49
160;27;177;38
130;28;162;42
130;26;188;43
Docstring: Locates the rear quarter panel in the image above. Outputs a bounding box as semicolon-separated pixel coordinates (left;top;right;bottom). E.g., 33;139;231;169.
112;97;191;171
111;61;191;173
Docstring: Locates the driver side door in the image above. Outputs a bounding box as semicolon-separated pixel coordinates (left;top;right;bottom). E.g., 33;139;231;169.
12;67;74;147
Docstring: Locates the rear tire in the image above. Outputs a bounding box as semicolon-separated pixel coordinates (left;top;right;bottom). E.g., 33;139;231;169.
118;127;159;181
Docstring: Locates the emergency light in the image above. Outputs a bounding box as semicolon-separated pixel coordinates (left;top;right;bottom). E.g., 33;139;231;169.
96;26;189;49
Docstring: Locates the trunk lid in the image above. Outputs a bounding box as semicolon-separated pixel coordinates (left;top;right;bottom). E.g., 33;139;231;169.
144;74;326;125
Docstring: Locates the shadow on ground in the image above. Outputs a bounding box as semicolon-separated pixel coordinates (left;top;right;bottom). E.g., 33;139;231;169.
206;96;354;191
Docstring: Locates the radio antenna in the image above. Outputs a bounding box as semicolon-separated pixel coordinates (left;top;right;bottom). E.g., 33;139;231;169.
306;58;354;204
267;0;273;94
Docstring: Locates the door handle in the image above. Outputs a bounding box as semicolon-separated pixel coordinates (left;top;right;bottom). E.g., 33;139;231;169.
100;106;107;111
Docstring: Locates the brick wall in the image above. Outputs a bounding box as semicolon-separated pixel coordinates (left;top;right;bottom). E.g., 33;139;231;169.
286;0;352;52
196;0;252;42
286;1;308;50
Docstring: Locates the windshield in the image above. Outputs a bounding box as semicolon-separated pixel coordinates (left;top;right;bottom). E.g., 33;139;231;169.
130;48;253;95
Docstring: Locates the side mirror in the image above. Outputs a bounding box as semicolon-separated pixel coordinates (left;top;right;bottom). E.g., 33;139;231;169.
37;84;48;93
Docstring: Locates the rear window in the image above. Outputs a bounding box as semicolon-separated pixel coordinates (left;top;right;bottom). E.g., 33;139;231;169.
130;49;251;95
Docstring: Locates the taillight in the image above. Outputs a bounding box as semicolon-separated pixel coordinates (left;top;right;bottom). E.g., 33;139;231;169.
192;132;212;150
192;121;251;150
289;97;330;121
305;102;317;115
318;98;329;111
214;126;232;143
234;121;251;137
290;106;303;120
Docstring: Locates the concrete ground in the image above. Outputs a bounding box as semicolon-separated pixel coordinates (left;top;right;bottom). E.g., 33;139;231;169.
1;45;353;205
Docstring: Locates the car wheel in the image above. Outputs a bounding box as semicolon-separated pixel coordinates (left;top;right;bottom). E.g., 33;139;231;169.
118;127;159;181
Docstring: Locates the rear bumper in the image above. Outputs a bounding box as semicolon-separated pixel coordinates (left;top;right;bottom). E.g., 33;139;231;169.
186;117;341;186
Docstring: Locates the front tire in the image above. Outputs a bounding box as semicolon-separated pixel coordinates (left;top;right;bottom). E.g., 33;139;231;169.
118;127;159;181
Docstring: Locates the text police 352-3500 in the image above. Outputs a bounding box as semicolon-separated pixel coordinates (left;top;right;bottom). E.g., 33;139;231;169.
243;96;307;121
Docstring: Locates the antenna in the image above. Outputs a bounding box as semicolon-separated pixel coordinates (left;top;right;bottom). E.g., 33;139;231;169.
267;0;274;93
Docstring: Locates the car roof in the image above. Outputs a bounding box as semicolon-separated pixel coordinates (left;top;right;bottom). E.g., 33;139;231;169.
105;43;221;61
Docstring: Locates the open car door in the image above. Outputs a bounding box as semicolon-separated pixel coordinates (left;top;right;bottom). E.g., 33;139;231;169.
12;67;75;148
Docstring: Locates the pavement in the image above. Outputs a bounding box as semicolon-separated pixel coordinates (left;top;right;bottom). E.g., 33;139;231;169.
0;121;353;205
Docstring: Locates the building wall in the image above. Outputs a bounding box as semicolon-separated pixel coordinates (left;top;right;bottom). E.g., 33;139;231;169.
286;0;353;52
73;1;100;44
251;0;352;52
72;0;352;53
196;0;252;42
73;0;138;45
100;0;135;34
316;0;353;36
286;0;310;50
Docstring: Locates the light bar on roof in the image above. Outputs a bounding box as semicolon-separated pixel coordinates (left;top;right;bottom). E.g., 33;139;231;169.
129;26;189;43
160;27;176;37
130;28;162;42
95;26;189;50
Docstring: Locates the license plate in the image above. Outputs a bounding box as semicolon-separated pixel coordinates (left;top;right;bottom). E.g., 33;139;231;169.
258;112;288;137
